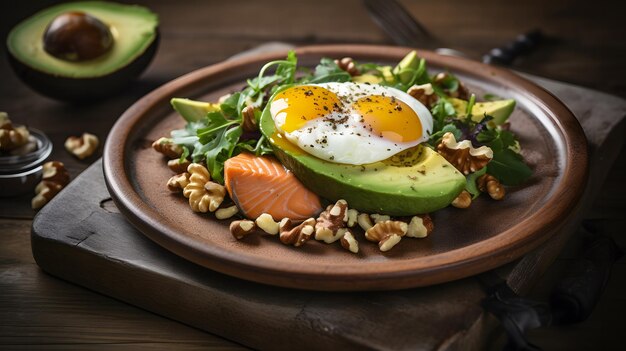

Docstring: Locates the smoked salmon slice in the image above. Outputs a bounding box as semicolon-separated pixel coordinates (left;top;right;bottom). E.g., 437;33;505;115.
224;152;323;221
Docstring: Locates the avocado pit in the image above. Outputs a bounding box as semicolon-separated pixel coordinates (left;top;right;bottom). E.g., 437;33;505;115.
43;11;113;62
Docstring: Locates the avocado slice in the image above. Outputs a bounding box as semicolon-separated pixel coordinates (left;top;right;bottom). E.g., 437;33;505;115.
6;1;159;101
259;106;466;215
171;98;221;122
450;97;516;125
392;50;427;85
352;66;394;85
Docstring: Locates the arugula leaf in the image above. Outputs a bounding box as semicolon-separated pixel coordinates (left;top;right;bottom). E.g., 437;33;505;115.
429;123;462;145
237;135;273;156
179;146;190;163
219;92;241;118
247;75;282;92
171;121;203;146
204;126;243;184
197;111;239;143
466;166;487;199
481;129;516;151
487;149;532;186
433;71;459;92
276;50;297;84
430;98;456;132
308;58;351;83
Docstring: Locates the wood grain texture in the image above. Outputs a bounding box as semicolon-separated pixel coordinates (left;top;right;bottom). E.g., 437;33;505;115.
0;218;245;350
31;161;491;351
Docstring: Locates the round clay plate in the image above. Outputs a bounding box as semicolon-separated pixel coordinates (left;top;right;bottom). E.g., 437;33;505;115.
103;45;587;291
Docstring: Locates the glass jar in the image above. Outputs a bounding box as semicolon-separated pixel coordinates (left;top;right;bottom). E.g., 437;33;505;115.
0;128;52;197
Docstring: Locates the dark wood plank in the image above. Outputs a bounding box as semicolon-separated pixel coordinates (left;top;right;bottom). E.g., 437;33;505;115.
0;218;245;350
1;0;626;349
30;161;495;351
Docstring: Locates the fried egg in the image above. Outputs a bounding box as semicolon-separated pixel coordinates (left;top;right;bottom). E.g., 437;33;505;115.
269;82;433;165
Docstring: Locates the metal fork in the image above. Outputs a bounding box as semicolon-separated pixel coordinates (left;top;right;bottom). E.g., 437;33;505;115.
363;0;543;64
362;0;436;48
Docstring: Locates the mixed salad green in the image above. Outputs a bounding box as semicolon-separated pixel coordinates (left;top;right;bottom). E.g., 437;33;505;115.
170;51;531;197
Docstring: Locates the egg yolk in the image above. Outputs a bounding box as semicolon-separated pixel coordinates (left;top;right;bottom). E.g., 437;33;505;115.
353;95;422;143
271;85;342;133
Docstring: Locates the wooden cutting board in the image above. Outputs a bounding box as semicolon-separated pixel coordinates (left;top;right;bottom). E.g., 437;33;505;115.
31;75;626;350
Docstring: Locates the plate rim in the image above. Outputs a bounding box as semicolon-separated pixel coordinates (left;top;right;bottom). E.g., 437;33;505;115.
103;44;588;291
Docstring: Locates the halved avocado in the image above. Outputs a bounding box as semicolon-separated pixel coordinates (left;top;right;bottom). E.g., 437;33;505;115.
259;105;466;215
6;1;159;101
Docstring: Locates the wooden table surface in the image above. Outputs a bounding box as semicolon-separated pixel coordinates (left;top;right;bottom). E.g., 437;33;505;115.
1;0;625;349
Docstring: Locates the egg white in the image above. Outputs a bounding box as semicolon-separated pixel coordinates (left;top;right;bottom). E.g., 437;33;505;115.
271;82;433;165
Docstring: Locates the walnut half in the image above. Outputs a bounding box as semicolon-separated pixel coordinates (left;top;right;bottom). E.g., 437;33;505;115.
65;133;99;160
0;112;30;152
182;163;225;213
365;220;408;252
437;132;493;175
451;190;472;209
407;83;438;108
406;214;434;238
315;199;349;243
31;161;71;210
478;174;505;200
340;231;359;254
241;105;258;133
152;137;182;159
279;218;316;247
334;57;360;76
167;172;190;192
230;220;256;240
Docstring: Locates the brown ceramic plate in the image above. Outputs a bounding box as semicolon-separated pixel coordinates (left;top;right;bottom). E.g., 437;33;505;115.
103;45;587;291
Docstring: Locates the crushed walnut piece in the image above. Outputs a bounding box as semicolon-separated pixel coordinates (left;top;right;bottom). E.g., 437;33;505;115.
451;190;472;209
241;105;258;133
182;163;225;212
31;161;71;210
0;112;30;152
356;213;391;232
167;159;191;173
334;57;360;76
152;137;183;159
255;213;280;235
215;205;239;220
357;213;374;231
406;214;434;238
167;172;190;192
230;219;256;239
407;83;438;108
315;199;349;243
365;220;408;252
437;132;493;175
279;218;316;247
478;174;505;200
340;231;359;254
65;133;99;160
346;209;358;227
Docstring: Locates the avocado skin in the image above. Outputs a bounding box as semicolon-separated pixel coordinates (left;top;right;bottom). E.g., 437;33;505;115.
260;105;466;215
6;32;159;102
